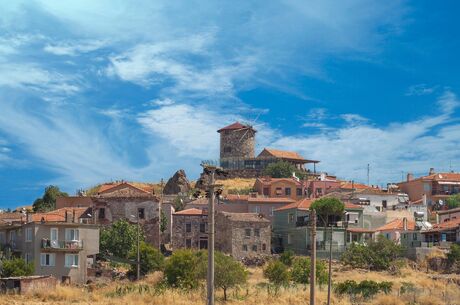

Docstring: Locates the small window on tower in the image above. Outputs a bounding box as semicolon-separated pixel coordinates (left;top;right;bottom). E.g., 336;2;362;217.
224;146;232;153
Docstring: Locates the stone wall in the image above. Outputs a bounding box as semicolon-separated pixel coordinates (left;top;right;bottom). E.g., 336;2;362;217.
172;214;208;250
220;128;255;161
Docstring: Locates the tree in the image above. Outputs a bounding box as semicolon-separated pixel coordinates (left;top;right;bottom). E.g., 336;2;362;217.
173;196;186;212
263;260;290;294
263;161;297;178
341;236;403;271
100;219;144;259
160;210;167;233
1;258;34;277
128;241;164;277
310;197;345;227
164;249;202;289
290;257;328;286
447;244;460;265
279;250;295;266
446;194;460;209
32;185;68;212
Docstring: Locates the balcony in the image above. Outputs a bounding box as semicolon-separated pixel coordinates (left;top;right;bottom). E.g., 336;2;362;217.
41;239;83;252
432;188;460;196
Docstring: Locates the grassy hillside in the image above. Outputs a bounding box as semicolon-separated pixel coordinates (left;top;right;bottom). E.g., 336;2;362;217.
2;262;459;305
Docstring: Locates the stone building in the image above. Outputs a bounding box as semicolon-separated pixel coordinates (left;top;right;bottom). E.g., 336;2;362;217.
215;212;271;259
218;122;256;168
171;208;208;250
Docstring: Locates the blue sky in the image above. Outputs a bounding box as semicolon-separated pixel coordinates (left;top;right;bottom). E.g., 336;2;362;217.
0;1;460;208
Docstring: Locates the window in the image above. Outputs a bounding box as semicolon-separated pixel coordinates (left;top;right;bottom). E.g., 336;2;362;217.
262;244;266;251
223;146;232;153
65;254;79;267
185;223;192;233
0;232;5;244
242;244;248;251
252;245;258;252
254;228;260;237
296;188;302;196
263;188;269;196
50;228;58;241
254;206;260;214
25;227;33;242
98;208;105;219
65;228;79;241
200;223;206;233
25;253;32;264
185;239;192;248
382;200;387;209
288;213;294;224
285;188;291;196
270;207;275;216
138;208;145;219
413;233;418;241
245;228;251;237
40;253;55;266
346;213;359;224
287;234;292;245
275;187;282;195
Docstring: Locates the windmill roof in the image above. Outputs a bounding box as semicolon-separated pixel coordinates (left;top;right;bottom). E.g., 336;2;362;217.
217;122;253;133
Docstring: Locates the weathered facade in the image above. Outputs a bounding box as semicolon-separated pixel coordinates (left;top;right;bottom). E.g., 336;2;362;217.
171;208;209;250
215;212;271;259
0;208;99;284
0;275;57;295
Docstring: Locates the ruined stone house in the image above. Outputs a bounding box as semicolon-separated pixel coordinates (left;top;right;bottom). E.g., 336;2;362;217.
171;208;208;250
215;212;271;259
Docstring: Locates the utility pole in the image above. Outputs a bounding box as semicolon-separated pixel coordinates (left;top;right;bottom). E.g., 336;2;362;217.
310;209;316;305
327;224;333;305
159;178;164;251
206;166;216;305
137;212;140;281
367;163;370;186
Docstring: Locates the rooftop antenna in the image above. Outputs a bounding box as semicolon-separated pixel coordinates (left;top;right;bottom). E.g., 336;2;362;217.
367;164;370;186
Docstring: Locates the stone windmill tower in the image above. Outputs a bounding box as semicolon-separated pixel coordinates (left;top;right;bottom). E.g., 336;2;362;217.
217;122;256;169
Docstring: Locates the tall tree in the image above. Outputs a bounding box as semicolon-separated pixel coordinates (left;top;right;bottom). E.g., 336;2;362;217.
32;185;68;212
310;197;345;226
263;161;297;178
100;219;144;259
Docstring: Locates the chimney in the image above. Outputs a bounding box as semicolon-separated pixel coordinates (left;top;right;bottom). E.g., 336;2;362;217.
422;194;427;206
436;213;440;224
65;211;73;223
406;173;413;182
429;168;435;175
403;217;408;231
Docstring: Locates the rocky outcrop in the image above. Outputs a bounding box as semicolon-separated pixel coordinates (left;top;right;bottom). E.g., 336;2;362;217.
164;170;192;195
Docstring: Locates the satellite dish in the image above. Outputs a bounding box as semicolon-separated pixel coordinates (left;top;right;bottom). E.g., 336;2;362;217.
439;200;444;205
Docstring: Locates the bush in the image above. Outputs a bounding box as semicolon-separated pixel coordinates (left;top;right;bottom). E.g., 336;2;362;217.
100;219;144;259
447;244;460;265
446;194;460;209
263;260;289;294
334;280;392;300
214;252;248;300
263;161;297;178
1;258;34;277
164;249;203;289
290;257;328;286
280;250;295;266
129;242;164;277
341;236;403;271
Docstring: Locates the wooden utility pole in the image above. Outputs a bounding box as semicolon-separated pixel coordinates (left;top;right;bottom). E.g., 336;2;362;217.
327;225;333;305
136;213;140;281
310;209;316;305
207;168;216;305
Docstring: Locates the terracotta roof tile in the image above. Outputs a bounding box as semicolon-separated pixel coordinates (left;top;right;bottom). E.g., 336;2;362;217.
30;207;90;223
248;197;295;204
255;177;302;186
429;218;460;231
375;218;416;232
259;148;306;161
173;208;207;216
217;122;253;133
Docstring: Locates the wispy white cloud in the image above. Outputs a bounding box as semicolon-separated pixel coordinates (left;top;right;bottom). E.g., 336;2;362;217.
340;113;369;125
44;39;106;56
405;84;438;96
271;91;460;185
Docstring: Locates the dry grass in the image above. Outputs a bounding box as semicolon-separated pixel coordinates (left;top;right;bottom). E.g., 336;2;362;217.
216;178;256;194
1;264;459;305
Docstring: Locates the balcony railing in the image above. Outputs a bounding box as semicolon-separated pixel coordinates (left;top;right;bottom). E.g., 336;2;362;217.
41;239;83;251
432;189;460;196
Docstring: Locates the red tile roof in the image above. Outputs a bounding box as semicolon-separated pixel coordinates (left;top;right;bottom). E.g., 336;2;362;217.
173;208;207;216
30;208;90;223
259;148;307;162
340;181;375;190
248;197;295;204
425;172;460;181
375;218;416;232
428;218;460;231
255;177;302;186
436;207;460;215
275;198;363;212
98;182;153;194
217;122;252;133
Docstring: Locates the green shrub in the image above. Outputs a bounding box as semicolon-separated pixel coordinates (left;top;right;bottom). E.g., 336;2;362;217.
447;244;460;265
1;258;34;277
334;280;392;300
280;250;295;266
128;241;164;277
263;260;289;294
164;249;203;289
290;257;328;286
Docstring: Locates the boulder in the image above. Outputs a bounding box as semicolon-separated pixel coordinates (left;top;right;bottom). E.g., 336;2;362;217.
164;170;192;195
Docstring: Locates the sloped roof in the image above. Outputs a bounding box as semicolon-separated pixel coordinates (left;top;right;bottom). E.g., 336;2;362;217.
425;173;460;181
340;181;375;190
258;148;308;162
275;198;363;212
436;207;460;215
30;207;91;223
255;177;302;186
217;122;253;133
219;211;270;223
224;194;250;201
98;182;153;194
375;218;416;232
173;208;207;216
248;197;295;204
426;218;460;232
